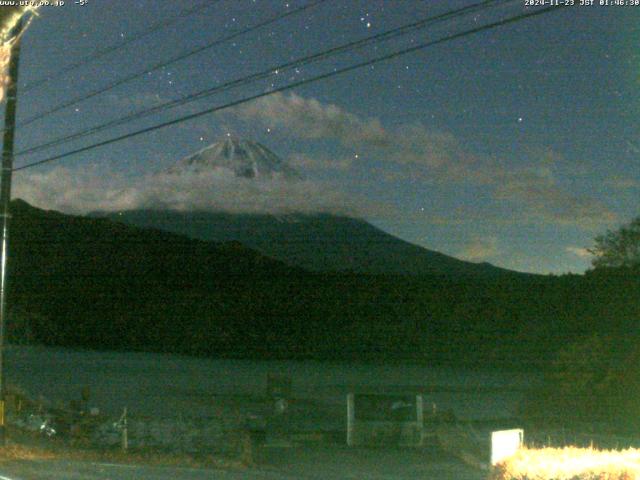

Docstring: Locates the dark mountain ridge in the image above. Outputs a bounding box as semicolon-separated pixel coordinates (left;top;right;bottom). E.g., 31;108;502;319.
118;136;523;277
96;209;524;277
6;199;639;369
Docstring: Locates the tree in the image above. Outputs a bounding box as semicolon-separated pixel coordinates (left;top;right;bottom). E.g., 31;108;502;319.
521;335;634;427
589;216;640;271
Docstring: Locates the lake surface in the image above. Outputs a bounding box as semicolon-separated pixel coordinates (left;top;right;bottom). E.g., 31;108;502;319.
5;345;538;422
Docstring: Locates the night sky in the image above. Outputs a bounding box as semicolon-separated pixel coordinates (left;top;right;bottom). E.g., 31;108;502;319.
5;0;639;274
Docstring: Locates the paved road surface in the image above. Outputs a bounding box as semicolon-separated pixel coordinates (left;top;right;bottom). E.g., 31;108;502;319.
0;446;485;479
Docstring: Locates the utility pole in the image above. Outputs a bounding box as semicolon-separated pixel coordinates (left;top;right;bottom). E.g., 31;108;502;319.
0;17;24;446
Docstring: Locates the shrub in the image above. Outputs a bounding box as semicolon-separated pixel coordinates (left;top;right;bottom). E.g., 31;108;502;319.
488;447;640;480
521;334;636;427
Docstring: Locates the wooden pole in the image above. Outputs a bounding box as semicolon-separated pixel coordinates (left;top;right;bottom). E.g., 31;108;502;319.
0;16;23;446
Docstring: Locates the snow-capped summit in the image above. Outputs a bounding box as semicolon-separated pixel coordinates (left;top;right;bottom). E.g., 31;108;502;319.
166;137;301;180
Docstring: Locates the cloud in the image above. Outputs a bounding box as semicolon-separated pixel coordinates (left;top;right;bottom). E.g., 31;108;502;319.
12;166;391;218
237;90;618;231
234;93;490;184
457;236;499;262
605;176;640;190
566;246;592;259
392;125;465;167
30;91;610;234
626;140;640;155
13;167;126;215
289;153;354;171
233;92;390;147
493;166;618;230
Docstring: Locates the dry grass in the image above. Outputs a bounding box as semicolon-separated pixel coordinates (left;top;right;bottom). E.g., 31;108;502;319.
0;427;249;471
0;443;56;462
60;447;249;471
490;446;640;480
0;438;248;471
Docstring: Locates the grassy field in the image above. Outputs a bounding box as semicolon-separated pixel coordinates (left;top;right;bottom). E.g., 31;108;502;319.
489;446;640;480
0;425;250;471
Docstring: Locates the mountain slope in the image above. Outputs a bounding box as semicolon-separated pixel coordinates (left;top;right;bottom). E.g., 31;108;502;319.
99;210;517;277
7;200;637;369
100;136;519;277
7;199;308;355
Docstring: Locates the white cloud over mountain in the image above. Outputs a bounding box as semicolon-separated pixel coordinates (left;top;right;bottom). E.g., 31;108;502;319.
12;91;619;242
234;92;390;147
457;236;500;262
232;92;617;231
12;163;392;219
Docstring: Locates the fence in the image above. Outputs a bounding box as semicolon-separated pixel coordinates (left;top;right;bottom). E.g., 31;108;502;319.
6;399;253;459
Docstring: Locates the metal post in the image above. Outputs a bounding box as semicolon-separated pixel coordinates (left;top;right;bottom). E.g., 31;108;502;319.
0;17;23;446
346;393;354;446
121;407;128;451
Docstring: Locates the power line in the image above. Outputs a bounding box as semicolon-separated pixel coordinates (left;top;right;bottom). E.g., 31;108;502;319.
16;0;511;158
13;5;564;173
17;0;327;129
22;0;221;93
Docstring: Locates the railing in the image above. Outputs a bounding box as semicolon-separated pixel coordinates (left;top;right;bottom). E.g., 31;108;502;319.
8;406;251;458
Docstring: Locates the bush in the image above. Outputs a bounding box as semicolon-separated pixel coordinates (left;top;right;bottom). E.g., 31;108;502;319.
489;447;640;480
521;334;633;427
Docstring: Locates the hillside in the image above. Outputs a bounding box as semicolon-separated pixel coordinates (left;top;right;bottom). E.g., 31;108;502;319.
96;210;517;277
6;200;639;368
7;199;306;354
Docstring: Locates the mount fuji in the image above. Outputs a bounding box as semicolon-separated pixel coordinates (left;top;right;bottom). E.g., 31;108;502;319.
97;137;518;277
165;136;302;180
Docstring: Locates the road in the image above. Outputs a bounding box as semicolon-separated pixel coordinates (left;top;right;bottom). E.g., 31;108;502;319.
0;445;485;479
0;460;296;480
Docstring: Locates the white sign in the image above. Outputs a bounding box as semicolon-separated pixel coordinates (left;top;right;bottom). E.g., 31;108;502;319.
491;429;523;466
